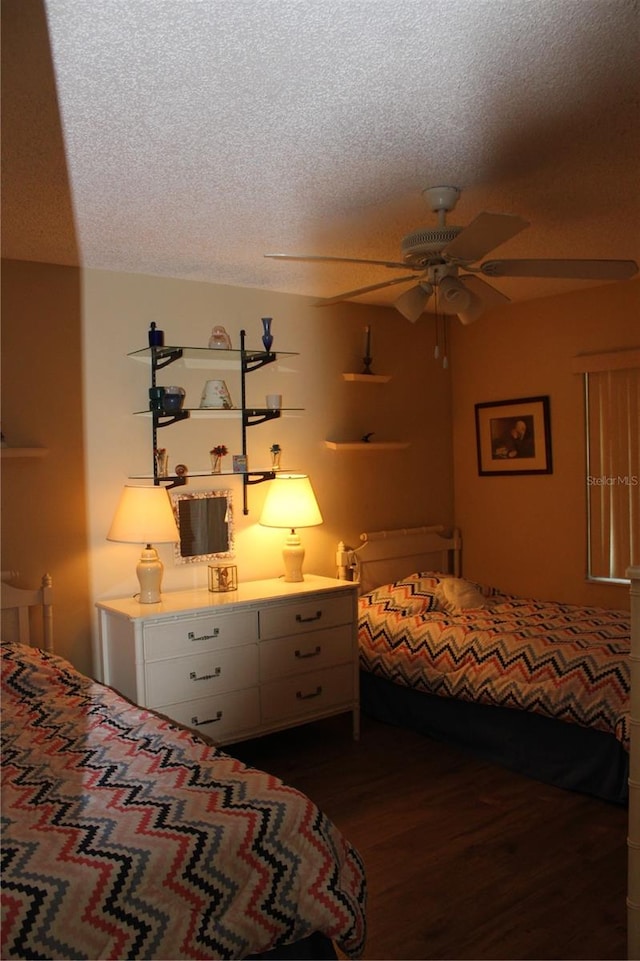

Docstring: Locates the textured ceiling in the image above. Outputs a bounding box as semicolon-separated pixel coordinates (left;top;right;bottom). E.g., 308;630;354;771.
2;0;639;310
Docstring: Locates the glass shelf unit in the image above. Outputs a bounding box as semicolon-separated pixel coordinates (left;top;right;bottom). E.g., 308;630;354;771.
127;330;300;514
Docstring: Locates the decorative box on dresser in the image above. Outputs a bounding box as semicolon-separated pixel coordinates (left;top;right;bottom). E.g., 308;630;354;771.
96;575;359;745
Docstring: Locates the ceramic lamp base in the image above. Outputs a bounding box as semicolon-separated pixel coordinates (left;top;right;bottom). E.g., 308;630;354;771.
137;545;163;603
282;531;305;582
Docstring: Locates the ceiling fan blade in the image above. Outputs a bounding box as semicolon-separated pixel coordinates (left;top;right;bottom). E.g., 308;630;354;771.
314;274;420;307
265;253;410;269
480;258;639;280
443;212;529;263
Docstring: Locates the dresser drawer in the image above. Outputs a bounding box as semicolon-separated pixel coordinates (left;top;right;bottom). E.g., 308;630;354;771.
145;644;259;707
259;594;353;640
159;687;260;741
261;663;354;723
260;624;353;682
143;610;258;660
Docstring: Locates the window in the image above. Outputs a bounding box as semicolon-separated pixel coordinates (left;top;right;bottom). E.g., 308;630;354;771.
579;352;639;582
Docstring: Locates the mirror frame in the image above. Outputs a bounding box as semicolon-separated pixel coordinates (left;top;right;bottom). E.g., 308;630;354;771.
170;488;235;565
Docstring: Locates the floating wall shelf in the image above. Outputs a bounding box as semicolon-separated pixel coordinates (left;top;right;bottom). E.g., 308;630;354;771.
342;373;391;383
1;447;48;459
324;441;409;451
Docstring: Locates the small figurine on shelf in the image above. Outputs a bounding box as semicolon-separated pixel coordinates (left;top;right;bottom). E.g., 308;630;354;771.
209;444;228;473
208;325;232;349
270;443;282;471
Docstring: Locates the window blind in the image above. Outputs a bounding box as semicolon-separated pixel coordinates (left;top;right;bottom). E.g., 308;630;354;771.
585;363;639;581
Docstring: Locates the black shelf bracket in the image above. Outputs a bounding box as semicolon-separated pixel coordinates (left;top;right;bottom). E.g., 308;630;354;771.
245;470;276;486
154;410;190;428
243;351;276;373
152;347;184;370
243;470;276;515
243;409;281;427
153;475;188;490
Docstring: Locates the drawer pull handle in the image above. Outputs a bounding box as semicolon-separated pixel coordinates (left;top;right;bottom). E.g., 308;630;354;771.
188;628;220;641
189;667;221;682
191;710;223;726
295;610;322;623
296;685;322;701
295;645;321;659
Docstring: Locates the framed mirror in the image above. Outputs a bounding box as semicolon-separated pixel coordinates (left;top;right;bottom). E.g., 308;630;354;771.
171;489;234;564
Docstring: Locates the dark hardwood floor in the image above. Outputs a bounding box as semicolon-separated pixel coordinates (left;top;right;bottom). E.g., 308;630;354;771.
231;712;628;961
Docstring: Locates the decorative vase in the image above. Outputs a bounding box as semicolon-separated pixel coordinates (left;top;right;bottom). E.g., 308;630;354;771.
261;316;273;352
154;448;169;477
270;448;281;471
210;453;222;473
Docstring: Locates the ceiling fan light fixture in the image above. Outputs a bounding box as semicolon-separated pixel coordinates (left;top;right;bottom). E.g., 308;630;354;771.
457;294;486;325
393;282;433;322
438;275;472;313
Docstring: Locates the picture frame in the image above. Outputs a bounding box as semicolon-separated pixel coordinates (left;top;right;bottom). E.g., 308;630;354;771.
475;395;552;476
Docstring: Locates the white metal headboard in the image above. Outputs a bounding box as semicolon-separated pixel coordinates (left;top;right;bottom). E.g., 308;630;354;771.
354;524;461;595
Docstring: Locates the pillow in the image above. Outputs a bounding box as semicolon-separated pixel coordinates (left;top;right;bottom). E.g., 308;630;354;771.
434;577;493;614
363;574;442;615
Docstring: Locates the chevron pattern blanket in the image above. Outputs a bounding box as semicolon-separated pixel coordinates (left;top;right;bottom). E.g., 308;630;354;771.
1;642;366;960
358;575;630;748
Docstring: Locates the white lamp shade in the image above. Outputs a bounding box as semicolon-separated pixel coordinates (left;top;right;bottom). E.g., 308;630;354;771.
259;474;323;530
107;485;179;544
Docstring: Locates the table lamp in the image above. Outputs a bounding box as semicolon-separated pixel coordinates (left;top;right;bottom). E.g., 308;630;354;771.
259;474;323;582
107;485;180;603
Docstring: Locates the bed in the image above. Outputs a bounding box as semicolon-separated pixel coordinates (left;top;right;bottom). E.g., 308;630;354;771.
1;576;366;961
352;526;631;806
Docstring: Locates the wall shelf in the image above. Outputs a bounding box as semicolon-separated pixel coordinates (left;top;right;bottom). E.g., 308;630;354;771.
129;331;300;513
342;373;391;383
324;441;409;451
1;447;48;458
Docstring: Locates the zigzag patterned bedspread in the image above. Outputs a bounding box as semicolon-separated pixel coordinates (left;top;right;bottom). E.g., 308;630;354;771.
1;642;366;960
358;574;630;748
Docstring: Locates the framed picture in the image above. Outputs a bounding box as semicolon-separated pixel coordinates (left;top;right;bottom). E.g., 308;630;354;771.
475;395;552;476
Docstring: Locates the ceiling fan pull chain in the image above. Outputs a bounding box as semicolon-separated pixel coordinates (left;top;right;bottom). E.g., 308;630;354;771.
442;318;449;369
439;300;449;369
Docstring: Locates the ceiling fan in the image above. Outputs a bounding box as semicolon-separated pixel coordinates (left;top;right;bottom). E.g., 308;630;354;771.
265;186;638;324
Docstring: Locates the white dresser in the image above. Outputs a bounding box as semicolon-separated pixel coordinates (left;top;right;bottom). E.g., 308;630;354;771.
96;575;359;745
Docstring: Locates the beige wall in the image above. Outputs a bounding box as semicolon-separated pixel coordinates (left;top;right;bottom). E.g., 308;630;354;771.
449;279;639;610
2;259;635;674
2;260;454;673
1;260;92;671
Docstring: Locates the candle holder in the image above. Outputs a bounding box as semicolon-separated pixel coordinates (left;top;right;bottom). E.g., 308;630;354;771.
362;325;373;374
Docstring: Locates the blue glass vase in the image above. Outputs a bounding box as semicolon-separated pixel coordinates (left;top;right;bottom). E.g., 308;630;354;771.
261;317;273;352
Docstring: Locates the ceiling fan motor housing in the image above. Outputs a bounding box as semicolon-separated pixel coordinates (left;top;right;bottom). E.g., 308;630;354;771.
401;226;462;266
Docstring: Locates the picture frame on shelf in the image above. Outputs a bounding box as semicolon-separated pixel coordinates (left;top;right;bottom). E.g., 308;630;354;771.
474;395;552;476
